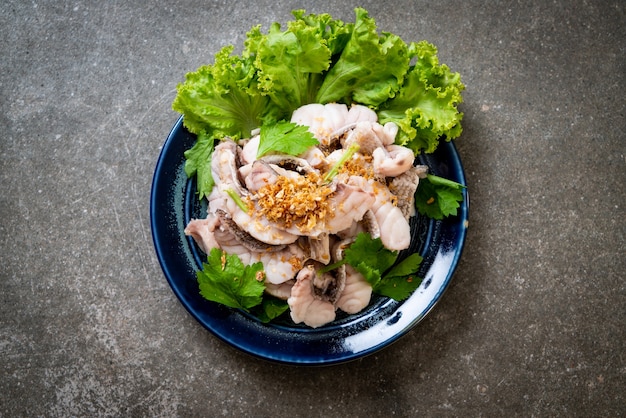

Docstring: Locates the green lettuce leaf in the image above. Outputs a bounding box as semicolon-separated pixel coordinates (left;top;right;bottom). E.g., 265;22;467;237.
316;7;410;107
173;45;283;139
247;18;332;113
291;10;353;57
197;248;265;311
244;11;353;114
378;41;465;154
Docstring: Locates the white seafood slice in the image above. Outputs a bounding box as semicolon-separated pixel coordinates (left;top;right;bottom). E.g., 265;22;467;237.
371;121;398;146
345;103;378;125
348;176;411;251
337;265;372;314
288;264;336;328
341;121;385;155
240;134;260;164
183;215;221;254
332;239;372;314
223;193;300;245
372;144;415;177
248;242;307;284
291;103;346;145
212;139;299;245
323;182;376;234
265;280;295;300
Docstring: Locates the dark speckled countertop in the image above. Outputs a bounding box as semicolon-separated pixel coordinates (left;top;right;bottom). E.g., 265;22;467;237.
1;1;624;416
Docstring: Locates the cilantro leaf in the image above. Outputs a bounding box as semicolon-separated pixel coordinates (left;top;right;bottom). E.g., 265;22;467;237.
197;248;265;311
375;275;422;301
183;131;215;200
437;187;464;217
344;233;398;272
415;174;466;220
256;121;319;158
251;297;290;323
384;252;423;279
375;253;423;300
341;234;423;301
343;233;398;288
350;261;381;288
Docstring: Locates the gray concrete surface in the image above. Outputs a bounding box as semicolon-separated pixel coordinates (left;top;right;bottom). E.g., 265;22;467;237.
1;0;624;416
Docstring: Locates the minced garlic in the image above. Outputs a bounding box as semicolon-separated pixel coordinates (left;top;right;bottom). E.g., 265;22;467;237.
338;154;375;179
256;172;334;233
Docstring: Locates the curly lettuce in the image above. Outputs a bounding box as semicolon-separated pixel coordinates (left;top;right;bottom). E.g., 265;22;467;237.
315;8;410;107
172;7;465;198
378;41;465;153
172;45;283;139
245;11;353;113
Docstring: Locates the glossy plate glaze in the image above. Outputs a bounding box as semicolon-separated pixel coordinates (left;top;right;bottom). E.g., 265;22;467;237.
150;116;468;365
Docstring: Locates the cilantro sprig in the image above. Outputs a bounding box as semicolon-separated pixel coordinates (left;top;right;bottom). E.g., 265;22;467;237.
339;233;423;301
183;131;215;200
197;248;289;322
197;248;265;311
257;121;319;158
250;297;290;323
415;174;466;220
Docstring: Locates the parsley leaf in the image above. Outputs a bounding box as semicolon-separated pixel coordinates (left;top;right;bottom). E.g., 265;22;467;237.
256;121;319;158
415;174;466;220
197;248;265;311
183;131;215;200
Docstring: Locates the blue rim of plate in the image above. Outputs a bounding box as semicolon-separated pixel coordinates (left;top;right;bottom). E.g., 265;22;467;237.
150;116;469;366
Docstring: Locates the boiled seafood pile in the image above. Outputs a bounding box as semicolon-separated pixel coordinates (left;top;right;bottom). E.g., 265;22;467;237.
185;103;427;327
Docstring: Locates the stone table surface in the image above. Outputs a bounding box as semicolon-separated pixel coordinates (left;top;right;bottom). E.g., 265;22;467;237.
1;1;624;416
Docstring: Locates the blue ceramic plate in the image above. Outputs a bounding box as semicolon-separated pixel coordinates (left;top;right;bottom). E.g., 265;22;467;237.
151;116;468;365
